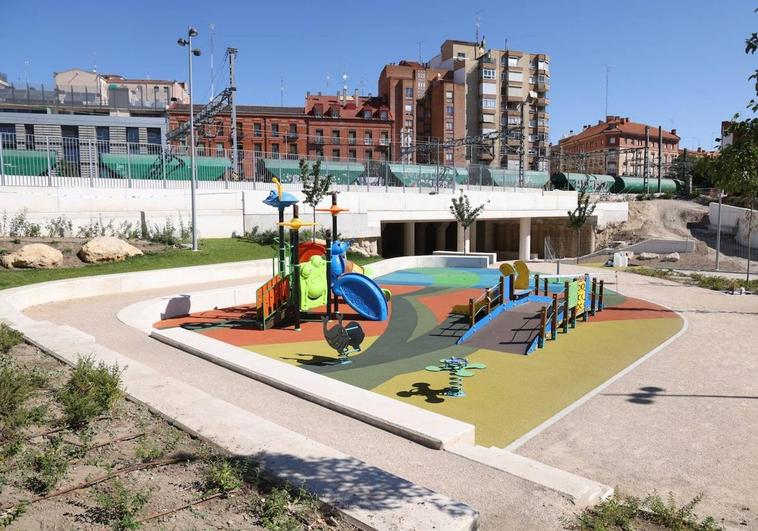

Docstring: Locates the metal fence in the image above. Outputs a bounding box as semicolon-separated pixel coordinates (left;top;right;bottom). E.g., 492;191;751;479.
0;132;552;194
0;82;172;110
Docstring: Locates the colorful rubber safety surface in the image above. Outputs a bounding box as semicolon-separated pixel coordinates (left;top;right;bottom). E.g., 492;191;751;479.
155;267;683;448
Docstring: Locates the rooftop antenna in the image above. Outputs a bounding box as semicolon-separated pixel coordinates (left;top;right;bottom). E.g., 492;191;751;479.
280;78;285;106
91;51;97;73
341;72;348;103
209;23;215;101
604;65;611;118
359;78;365;96
417;40;423;62
475;10;484;43
326;71;330;92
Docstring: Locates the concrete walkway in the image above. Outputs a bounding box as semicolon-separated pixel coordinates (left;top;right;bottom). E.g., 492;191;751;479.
25;279;575;530
519;263;758;529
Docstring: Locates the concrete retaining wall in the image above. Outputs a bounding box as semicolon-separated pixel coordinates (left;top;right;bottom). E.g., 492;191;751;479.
709;202;758;249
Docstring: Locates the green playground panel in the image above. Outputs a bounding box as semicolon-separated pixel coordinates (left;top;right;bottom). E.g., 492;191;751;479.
100;153;230;180
259;159;363;185
1;149;58;176
567;281;579;308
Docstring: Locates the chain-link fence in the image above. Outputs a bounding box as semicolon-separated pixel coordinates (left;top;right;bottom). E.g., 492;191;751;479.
0;132;553;194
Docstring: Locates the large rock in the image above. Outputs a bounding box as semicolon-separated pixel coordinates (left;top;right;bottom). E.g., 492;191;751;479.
660;252;680;263
349;238;379;258
638;252;659;260
1;244;63;269
78;236;143;263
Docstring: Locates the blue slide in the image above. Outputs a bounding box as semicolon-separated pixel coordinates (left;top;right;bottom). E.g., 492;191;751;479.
333;273;389;321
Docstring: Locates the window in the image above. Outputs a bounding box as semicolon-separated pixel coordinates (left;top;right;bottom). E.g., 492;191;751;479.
332;130;340;144
380;132;389;145
609;137;616;144
272;123;279;137
482;68;496;80
348;149;357;160
481;98;496;109
332;148;341;159
96;126;110;153
126;127;139;153
508;56;519;67
216;142;225;156
24;124;34;146
315;129;324;143
196;144;206;155
289;144;297;155
379;110;388;120
404;104;413;113
445;152;453;163
445;122;453;131
445;90;454;100
508;71;524;82
365;149;373;160
417;82;425;92
216;121;225;136
316;147;324;158
271;143;280;157
289;123;297;134
404;119;413;128
457;52;466;59
363;110;372;119
364;132;373;145
146;127;161;154
254;123;262;137
405;87;413;98
446;105;454;115
254;143;263;156
348;130;356;144
61;125;80;163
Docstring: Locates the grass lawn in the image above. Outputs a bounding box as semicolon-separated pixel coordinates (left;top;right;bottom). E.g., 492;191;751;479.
0;238;386;290
0;238;277;290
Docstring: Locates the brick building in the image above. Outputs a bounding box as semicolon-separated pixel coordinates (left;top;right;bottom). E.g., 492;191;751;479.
304;92;392;161
555;116;680;177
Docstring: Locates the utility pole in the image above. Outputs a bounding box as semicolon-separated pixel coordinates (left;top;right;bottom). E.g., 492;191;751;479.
657;125;662;192
604;65;610;118
228;48;238;179
643;125;650;193
209;23;215;101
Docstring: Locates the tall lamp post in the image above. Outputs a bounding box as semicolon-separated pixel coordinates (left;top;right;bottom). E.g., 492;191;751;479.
178;27;201;251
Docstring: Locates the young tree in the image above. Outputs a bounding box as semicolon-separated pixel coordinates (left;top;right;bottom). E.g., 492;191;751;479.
566;184;597;264
711;118;758;281
449;192;488;254
300;159;332;242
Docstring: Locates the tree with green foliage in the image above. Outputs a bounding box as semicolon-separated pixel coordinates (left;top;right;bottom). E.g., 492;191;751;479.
449;192;488;254
300;159;333;242
567;185;597;263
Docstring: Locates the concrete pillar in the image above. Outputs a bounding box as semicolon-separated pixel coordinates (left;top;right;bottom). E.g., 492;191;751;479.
469;221;478;252
436;222;449;251
519;217;532;261
456;223;465;252
483;220;495;252
403;222;415;256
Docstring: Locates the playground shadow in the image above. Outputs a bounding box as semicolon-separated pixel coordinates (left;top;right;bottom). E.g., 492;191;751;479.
603;386;758;405
397;382;448;404
428;315;470;339
180;318;257;331
283;352;342;367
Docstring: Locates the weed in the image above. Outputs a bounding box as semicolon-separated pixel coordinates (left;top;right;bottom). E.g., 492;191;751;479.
0;503;27;527
643;492;722;531
243;226;279;246
133;438;163;463
252;483;318;531
689;273;758;293
57;357;123;428
94;478;150;530
626;266;674;279
24;436;70;494
568;494;638;530
0;323;24;353
77;218;116;239
202;455;243;494
0;356;45;444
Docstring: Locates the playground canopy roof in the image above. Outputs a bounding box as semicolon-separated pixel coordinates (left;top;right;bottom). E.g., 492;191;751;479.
100;153;230;180
258;158;363;185
1;149;58;176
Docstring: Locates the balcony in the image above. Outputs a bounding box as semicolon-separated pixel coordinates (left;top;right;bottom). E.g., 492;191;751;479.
331;137;341;146
535;82;549;92
285;132;298;142
378;138;390;149
536;97;550;106
310;137;325;145
364;138;373;146
348;137;356;145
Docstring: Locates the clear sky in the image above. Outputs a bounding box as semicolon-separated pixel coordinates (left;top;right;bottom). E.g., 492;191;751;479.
2;0;755;149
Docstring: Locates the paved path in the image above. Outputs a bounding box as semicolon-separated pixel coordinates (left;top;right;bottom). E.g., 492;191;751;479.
520;263;758;529
25;279;574;531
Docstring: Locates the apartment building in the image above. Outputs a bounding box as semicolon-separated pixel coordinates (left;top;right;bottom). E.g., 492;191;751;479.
304;91;393;162
379;40;550;170
555;115;680;177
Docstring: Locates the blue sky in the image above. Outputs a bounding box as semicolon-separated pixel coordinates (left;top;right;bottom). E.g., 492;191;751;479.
2;0;756;149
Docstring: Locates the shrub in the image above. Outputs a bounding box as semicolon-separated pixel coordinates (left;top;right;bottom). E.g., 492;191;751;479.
45;215;73;238
24;437;70;494
8;209;42;238
94;479;150;531
0;323;24;353
0;357;43;443
252;485;313;531
77;218;116;239
243;226;279;246
57;357;123;428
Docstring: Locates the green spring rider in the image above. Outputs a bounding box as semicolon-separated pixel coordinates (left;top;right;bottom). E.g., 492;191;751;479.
425;357;487;397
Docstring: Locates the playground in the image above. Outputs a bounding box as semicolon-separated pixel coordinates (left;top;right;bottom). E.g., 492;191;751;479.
156;261;682;447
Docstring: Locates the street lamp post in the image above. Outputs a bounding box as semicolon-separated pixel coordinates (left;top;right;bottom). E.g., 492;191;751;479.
178;27;201;251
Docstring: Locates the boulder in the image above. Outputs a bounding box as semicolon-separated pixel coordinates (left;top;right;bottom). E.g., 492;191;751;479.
78;236;143;263
638;252;659;260
349;238;379;258
1;244;63;269
660;252;680;263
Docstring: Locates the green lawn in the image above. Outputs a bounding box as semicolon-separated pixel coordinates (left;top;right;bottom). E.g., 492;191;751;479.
0;238;277;290
0;238;386;290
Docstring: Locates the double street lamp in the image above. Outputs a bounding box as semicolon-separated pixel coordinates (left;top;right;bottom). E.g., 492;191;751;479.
178;27;201;251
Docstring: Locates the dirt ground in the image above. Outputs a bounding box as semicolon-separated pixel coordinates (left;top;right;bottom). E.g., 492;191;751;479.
0;238;169;269
0;342;351;530
592;199;755;273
